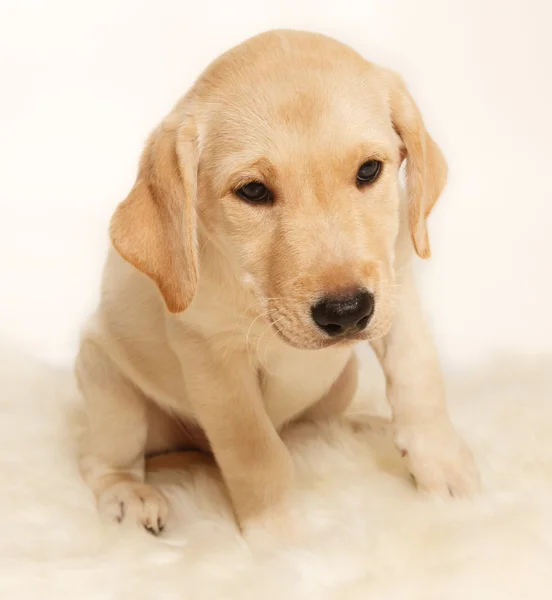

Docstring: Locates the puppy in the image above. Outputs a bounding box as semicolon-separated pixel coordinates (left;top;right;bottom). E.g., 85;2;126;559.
76;30;480;539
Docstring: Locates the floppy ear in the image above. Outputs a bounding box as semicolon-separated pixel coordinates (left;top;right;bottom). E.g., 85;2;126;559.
385;70;448;258
110;118;199;313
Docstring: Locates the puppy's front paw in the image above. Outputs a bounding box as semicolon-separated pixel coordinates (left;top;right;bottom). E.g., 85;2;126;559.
396;420;481;498
98;481;168;535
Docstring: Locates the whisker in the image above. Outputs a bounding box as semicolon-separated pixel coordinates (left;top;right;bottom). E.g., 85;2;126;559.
255;315;285;376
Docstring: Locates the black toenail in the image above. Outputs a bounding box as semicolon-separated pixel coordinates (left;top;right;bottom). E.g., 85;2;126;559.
116;501;125;523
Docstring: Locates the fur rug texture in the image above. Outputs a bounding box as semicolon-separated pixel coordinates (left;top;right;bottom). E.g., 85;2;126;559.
1;341;551;599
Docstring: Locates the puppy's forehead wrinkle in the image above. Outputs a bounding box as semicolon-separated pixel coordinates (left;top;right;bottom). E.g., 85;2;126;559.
205;84;385;137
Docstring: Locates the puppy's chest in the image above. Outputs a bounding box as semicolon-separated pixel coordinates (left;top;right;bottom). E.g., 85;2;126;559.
259;342;352;430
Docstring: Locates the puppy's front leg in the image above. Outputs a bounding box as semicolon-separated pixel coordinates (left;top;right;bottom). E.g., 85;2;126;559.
371;267;481;497
176;341;295;538
77;339;168;534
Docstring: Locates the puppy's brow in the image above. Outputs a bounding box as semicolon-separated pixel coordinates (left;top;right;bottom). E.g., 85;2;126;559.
354;142;396;164
227;157;276;190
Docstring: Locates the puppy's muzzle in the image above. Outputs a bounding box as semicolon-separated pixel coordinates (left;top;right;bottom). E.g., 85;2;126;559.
311;289;375;338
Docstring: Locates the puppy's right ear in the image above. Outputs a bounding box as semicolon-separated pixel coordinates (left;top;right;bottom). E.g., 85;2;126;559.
110;118;199;313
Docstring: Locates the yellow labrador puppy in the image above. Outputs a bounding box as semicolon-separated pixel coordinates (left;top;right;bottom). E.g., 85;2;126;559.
77;30;480;539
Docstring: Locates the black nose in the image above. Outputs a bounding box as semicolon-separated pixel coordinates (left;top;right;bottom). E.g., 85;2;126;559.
311;290;375;337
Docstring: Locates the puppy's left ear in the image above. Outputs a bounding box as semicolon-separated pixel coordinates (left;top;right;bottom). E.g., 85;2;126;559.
383;70;448;259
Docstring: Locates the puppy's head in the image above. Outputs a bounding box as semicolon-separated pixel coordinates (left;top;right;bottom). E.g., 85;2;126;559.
111;31;447;349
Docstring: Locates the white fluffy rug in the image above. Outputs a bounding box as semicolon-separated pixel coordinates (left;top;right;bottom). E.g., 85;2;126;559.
1;341;552;599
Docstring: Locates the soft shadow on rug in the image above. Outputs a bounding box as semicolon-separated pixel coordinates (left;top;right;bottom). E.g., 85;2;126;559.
0;340;551;599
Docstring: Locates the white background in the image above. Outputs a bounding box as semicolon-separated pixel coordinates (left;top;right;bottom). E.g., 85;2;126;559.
0;0;550;369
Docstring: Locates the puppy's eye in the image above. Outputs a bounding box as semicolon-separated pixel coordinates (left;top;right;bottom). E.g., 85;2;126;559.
356;160;382;185
235;182;272;204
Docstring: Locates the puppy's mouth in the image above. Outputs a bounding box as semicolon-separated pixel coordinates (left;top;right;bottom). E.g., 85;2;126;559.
267;311;380;350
